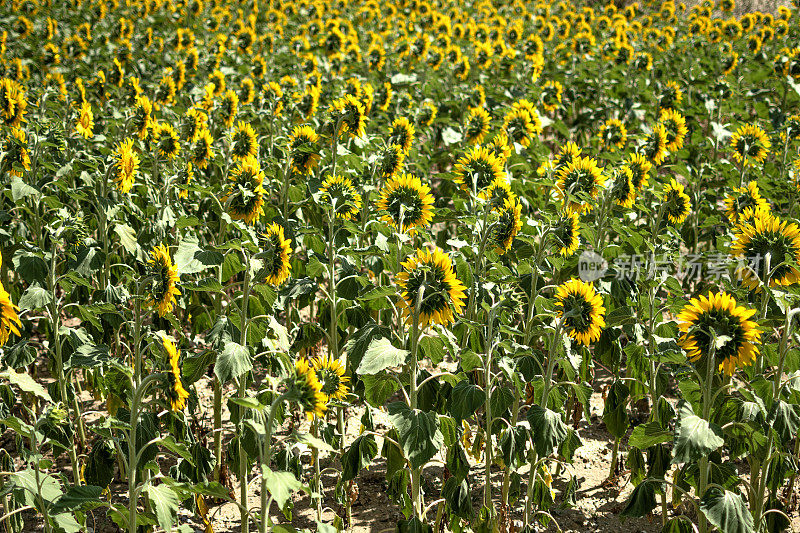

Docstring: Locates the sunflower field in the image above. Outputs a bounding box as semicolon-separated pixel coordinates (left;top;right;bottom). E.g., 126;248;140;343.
5;0;800;531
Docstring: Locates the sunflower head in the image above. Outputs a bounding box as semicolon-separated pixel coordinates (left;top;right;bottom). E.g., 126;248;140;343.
178;162;193;199
0;78;27;128
553;211;581;257
377;143;405;179
598;118;627;151
731;211;800;291
626;153;652;190
191;127;215;170
502;108;539;148
0;283;22;347
396;247;467;329
152;123;180;159
162;336;189;411
659;80;683;109
643;123;669;165
453;145;505;196
257;223;292;286
554;278;606;345
723;181;769;224
555;155;604;214
223;155;265;225
610;166;636;208
663;179;691;224
331;94;366;138
659;108;688;152
230;121;258;160
492;197;523;254
112;138;139;193
312;355;349;401
290;358;327;419
319;174;362;220
554;141;582;172
376;174;435;233
75;101;94;139
465;107;491;145
730;124;771;167
146;244;181;317
389;116;415;153
677;292;760;376
541;80;563;113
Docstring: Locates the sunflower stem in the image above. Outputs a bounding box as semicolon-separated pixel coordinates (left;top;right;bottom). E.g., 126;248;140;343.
697;338;716;533
409;287;423;520
239;248;252;533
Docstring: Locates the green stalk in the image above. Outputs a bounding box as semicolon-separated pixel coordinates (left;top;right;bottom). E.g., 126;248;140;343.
238;249;253;533
409;289;423;520
697;342;716;533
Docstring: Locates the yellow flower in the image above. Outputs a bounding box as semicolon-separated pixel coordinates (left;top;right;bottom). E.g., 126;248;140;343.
259;223;292;286
4;127;30;178
147;244;181;317
223;155;265;225
0;282;22;346
319;175;362;220
396;247;467;329
723;181;769;224
553;211;581;257
376;174;435;233
311;355;349;401
75;101;94;139
731;210;800;291
465;107;491;145
389;116;415;153
288;125;320;174
663;179;691;224
112;138;139;193
555;156;604;214
492;197;523;254
677;292;760;376
730;124;771;166
162;335;189;411
453;145;505;196
151;123;180;159
659;109;688;152
293;358;327;419
554;278;606;345
230;121;258;160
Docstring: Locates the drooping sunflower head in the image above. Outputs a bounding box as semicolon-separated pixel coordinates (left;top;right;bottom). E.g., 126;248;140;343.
376;174;435;233
0;78;26;128
659;80;683;109
730;124;771;167
311;355;349;402
331;94;366;138
151;123;180;159
376;143;405;179
396;247;467;329
541;80;563;113
643;123;669;165
132;95;153;139
663;179;691;224
223;155;265;225
3;127;30;178
319;174;362;220
453;145;505;196
502;108;538;148
659;108;688;152
389;116;415;153
258;222;292;286
553;210;581;257
731;211;800;291
290;358;327;419
465;107;491;145
162;335;189;411
491;196;523;254
483;177;515;209
112;138;139;194
555;155;604;214
177;162;193;199
554;278;606;345
626;153;652;190
610;166;636;208
230;120;258;160
554;141;582;172
191;127;215;170
218;89;239;129
146;244;181;317
487;132;512;162
181;107;207;142
598;118;627;151
288;125;320;174
75;101;94;139
677;292;760;376
0;283;22;347
723;181;769;224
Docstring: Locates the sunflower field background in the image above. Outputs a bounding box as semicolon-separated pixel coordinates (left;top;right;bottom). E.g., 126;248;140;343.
4;0;800;531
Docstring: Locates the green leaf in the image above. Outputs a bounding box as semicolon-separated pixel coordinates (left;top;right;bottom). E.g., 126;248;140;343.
17;285;52;311
526;405;568;457
293;431;334;453
263;469;304;510
699;487;755;533
341;435;378;481
449;380;485;422
183;277;224;292
388;402;444;469
768;399;800;446
145;483;180;531
356;337;408;375
602;380;630;439
10;177;39;201
362;373;399;407
174;237;205;275
1;368;52;401
672;401;724;464
51;485;105;513
629;422;672;450
214;343;252;384
114;224;139;255
12;251;47;284
621;478;661;517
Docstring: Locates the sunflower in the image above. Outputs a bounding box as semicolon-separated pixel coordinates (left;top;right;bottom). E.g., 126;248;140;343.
311;355;349;401
453;145;505;196
659;80;683;109
191;127;214;170
554;141;582;172
396;247;467;329
487;132;512;162
132;95;153;139
152;123;180;159
677;292;760;376
598;118;627;151
730;124;771;167
75;101;94;139
465;107;491;145
0;283;22;346
178;162;193;199
389;116;415;153
484;178;515;209
292;85;319;121
112;138;139;193
376;174;435;233
554;278;606;345
541;80;563;113
492;197;523;254
418;101;437;127
263;82;284;116
319;174;362;221
291;358;327;419
181;108;207;143
258;223;292;286
218;89;239;129
0;78;26;128
723;181;769;224
555;155;604;214
331;94;366;138
3;127;30;178
503;108;538;148
626;153;652;190
223;155;266;225
643;123;669;165
610;166;636;208
663;179;691;224
288;125;320;174
553;211;581;257
659;108;688;152
230;121;258;160
731;211;800;290
376;144;405;179
146;244;181;317
162;336;189;411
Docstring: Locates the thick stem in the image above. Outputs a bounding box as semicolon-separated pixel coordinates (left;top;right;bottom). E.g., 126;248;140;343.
697;344;716;533
409;293;423;520
239;250;252;533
